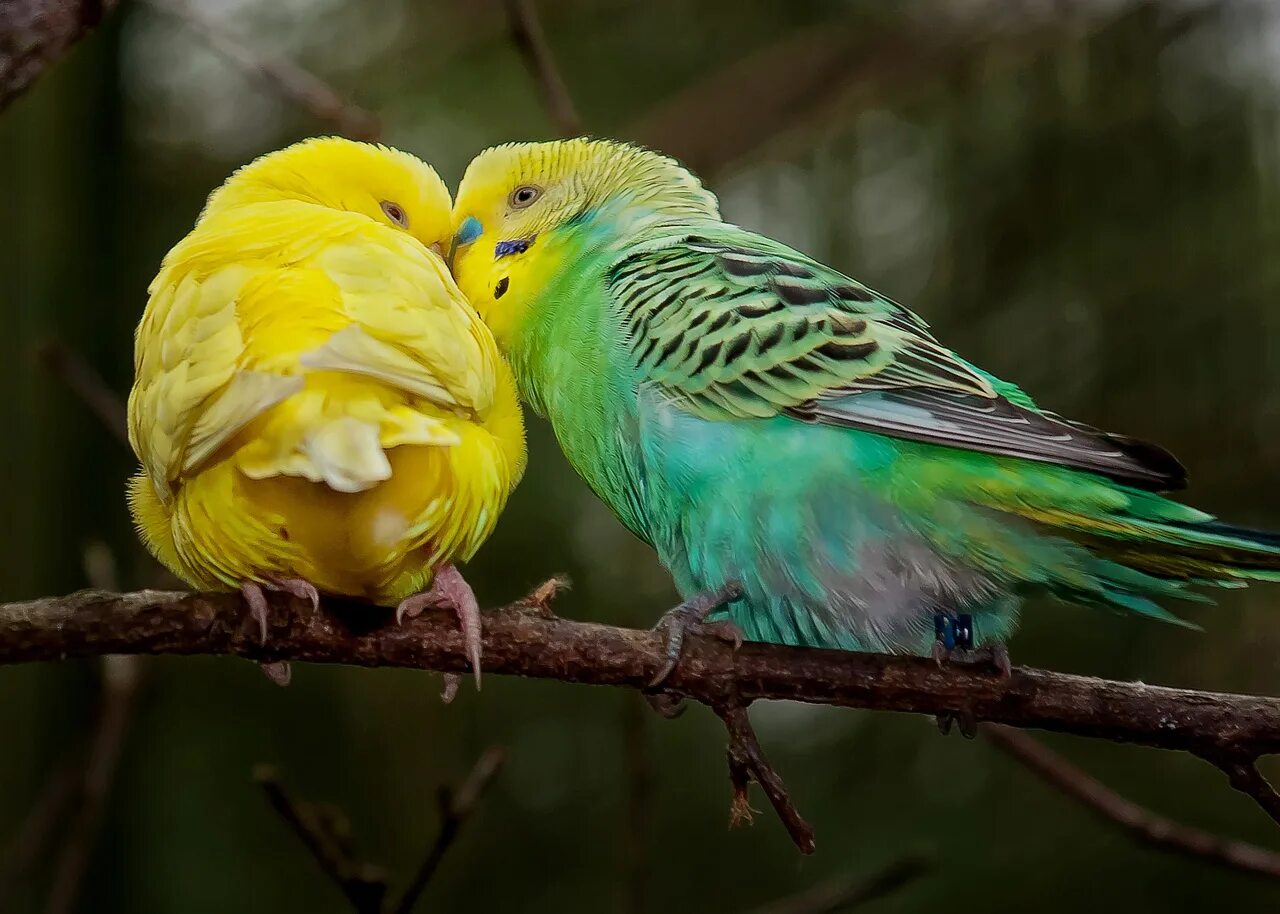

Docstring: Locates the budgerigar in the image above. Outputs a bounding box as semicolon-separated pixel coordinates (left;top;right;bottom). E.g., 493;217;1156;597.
128;137;526;682
449;137;1278;682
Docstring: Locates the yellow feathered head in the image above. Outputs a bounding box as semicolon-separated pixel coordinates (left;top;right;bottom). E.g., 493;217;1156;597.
200;136;455;253
450;137;720;338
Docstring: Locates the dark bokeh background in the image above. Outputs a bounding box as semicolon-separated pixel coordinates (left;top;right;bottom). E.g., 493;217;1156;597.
3;1;1280;911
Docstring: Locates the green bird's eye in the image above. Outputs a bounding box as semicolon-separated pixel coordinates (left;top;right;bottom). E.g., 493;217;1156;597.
380;200;409;228
509;185;541;209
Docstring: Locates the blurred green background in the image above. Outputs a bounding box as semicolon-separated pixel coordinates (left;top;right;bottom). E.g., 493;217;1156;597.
3;0;1280;911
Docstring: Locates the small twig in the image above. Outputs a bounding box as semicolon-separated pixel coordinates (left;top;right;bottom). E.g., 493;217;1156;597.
0;763;79;909
36;340;128;446
44;654;144;914
744;853;934;914
1213;757;1280;830
0;0;120;112
391;747;507;914
499;0;582;138
255;766;389;914
41;545;144;914
716;705;814;854
989;726;1280;880
147;0;381;141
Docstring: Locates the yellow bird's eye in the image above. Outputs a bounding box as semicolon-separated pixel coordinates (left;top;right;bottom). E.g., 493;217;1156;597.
380;200;409;228
509;185;541;209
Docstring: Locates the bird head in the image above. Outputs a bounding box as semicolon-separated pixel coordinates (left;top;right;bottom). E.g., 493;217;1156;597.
450;138;720;343
201;136;455;255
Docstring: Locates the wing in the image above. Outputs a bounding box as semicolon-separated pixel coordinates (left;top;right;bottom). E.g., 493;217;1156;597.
130;204;495;499
610;227;1184;491
304;228;497;414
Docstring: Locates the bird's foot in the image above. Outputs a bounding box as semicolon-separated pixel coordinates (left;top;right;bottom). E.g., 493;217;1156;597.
930;613;1011;678
396;565;483;691
267;577;321;613
647;583;744;689
935;707;979;739
240;579;321;687
931;612;1009;737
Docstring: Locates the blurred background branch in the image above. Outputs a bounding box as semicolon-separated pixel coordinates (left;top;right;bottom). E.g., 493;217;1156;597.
255;747;505;914
0;0;117;111
987;726;1280;881
500;0;581;137
144;0;380;140
742;854;934;914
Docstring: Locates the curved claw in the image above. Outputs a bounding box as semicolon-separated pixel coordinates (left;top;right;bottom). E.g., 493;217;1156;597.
396;565;483;689
270;578;321;613
260;661;292;687
240;582;271;647
647;583;744;689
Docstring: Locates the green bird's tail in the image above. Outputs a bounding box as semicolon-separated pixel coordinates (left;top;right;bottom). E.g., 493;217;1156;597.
1090;518;1280;583
1008;493;1280;623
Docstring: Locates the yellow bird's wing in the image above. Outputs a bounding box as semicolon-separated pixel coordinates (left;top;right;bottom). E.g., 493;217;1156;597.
130;202;500;503
301;228;498;415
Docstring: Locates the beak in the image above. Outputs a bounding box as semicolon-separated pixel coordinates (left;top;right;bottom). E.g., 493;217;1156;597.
449;216;484;270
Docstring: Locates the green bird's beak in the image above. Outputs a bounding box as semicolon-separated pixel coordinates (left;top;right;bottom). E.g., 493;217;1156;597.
448;216;484;270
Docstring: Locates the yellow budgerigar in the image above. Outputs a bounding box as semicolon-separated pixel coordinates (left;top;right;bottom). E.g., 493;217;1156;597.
127;137;526;682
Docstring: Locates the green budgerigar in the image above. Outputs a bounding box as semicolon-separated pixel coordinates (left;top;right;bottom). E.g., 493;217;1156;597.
451;138;1279;679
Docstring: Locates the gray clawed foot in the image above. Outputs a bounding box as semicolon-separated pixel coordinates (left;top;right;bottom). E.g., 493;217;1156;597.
935;643;1013;680
935;708;979;739
647;583;745;689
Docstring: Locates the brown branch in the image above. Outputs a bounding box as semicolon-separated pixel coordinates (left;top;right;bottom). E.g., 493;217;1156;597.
390;747;506;914
499;0;582;138
44;653;144;914
40;545;144;914
147;0;380;141
743;854;933;914
1214;758;1280;830
718;705;814;854
5;588;1280;850
257;747;504;914
36;340;128;446
0;0;117;112
255;766;389;914
0;764;79;909
988;726;1280;880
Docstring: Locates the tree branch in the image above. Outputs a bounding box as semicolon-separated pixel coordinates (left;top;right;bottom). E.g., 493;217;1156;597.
718;705;814;853
0;0;117;112
1214;758;1280;830
390;747;506;914
0;764;78;909
146;0;381;141
43;654;144;914
5;588;1279;756
743;853;933;914
36;340;128;446
499;0;582;138
987;726;1280;881
256;766;389;914
5;587;1280;851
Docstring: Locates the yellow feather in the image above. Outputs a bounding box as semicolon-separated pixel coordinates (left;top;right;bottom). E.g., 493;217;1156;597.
128;138;526;604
